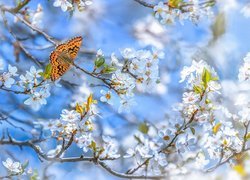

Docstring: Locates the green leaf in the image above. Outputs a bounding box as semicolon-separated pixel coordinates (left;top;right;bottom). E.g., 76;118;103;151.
89;141;97;152
211;13;226;42
190;127;196;135
168;0;183;7
211;76;219;81
193;85;203;95
102;65;117;74
41;63;52;79
202;68;212;88
138;123;149;134
207;1;216;7
95;57;105;68
245;133;250;140
31;170;39;180
22;160;29;169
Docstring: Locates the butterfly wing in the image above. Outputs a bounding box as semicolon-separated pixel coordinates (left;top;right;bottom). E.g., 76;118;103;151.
50;36;82;81
66;36;83;59
50;50;70;81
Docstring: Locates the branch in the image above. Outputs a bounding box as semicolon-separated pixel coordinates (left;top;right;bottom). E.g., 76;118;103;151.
98;160;163;179
0;79;46;95
134;0;154;8
0;137;163;179
11;0;30;13
0;9;43;66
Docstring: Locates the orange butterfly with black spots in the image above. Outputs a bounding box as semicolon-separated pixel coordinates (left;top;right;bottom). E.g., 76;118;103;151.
50;36;82;81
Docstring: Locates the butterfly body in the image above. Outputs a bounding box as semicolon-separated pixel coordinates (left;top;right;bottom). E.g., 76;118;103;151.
50;36;82;81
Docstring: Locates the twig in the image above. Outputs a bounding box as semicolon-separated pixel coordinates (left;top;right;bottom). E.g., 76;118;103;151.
134;0;154;8
0;137;163;179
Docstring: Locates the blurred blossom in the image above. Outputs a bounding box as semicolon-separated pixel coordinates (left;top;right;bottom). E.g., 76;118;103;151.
53;0;73;12
0;58;4;70
47;145;64;158
153;0;213;25
118;97;136;113
31;4;43;28
133;16;168;49
124;148;136;158
96;49;104;57
195;152;209;169
241;3;250;18
2;158;23;174
71;82;91;106
78;0;93;11
111;53;123;67
217;0;238;12
238;107;250;123
239;52;250;82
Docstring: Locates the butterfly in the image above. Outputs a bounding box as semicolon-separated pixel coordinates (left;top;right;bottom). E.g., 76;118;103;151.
50;36;82;81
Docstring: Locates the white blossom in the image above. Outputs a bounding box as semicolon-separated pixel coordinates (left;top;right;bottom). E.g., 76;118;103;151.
31;4;43;28
2;158;23;174
24;89;50;111
60;109;81;122
124;148;136;158
47;145;64;157
53;0;73;12
241;3;250;18
239;52;250;82
118;97;136;113
100;136;120;159
100;90;113;105
76;133;93;152
26;66;42;82
0;65;18;88
182;92;200;104
0;58;4;70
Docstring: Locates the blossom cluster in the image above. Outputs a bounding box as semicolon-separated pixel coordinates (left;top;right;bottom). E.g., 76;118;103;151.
53;0;93;12
179;60;221;121
176;60;244;171
172;60;237;171
237;52;250;124
121;59;221;174
200;121;242;161
14;3;44;29
0;65;52;111
98;48;164;113
124;132;168;175
153;0;213;25
2;158;38;179
40;94;120;158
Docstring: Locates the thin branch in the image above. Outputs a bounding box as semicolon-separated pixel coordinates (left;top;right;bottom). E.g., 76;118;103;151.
11;0;30;13
0;137;163;179
134;0;154;8
98;160;163;179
